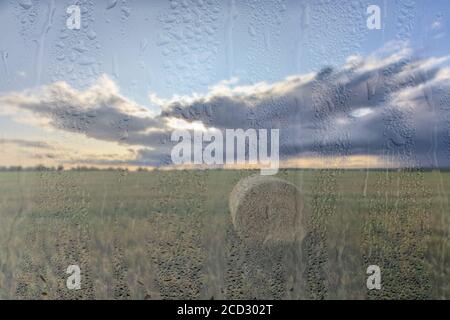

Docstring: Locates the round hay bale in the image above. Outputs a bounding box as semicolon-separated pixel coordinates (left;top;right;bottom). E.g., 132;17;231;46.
229;175;305;245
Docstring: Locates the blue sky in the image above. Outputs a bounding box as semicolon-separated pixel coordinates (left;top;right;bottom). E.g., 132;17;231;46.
1;0;449;99
1;0;450;169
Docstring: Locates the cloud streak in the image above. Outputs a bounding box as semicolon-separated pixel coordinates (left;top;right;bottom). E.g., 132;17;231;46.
0;138;54;149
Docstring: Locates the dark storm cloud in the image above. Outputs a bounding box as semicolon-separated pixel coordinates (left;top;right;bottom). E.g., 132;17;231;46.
1;43;450;168
154;45;450;168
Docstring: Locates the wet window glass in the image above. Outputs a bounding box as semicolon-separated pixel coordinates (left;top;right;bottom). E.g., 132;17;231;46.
0;0;448;300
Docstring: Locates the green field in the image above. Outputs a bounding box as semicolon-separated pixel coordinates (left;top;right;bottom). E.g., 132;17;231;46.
0;169;448;299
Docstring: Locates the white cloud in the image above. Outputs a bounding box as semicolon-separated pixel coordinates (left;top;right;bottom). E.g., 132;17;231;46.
351;108;374;118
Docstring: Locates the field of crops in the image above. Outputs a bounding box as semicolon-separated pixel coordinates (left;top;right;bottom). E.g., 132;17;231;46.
0;169;448;299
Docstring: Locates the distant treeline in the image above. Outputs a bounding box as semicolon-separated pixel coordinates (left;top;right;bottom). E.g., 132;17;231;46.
0;166;448;173
0;165;148;172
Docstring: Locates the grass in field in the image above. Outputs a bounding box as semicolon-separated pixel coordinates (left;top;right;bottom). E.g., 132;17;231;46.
0;169;447;299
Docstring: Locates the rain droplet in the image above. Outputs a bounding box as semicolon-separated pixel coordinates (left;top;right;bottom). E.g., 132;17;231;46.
87;30;97;40
106;0;118;10
19;0;32;10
